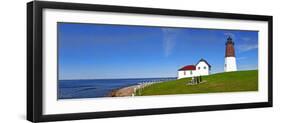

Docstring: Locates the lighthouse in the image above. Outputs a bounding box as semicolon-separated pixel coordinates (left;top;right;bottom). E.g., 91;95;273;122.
224;36;237;72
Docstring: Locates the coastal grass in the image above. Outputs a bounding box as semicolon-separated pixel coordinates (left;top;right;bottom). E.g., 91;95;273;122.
136;70;258;96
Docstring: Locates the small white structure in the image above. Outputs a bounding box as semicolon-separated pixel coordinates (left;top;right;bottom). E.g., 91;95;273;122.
224;36;237;72
178;59;211;79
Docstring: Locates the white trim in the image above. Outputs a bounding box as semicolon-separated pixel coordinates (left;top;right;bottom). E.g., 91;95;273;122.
42;8;268;115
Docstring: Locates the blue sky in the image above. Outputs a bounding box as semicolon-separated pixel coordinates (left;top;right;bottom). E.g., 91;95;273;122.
58;23;258;80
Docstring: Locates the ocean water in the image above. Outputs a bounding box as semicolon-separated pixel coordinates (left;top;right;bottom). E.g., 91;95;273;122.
58;77;176;99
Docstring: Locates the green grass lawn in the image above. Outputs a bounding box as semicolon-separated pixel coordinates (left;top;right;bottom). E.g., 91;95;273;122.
136;70;258;96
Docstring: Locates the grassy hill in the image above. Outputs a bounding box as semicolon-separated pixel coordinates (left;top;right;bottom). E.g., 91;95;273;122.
136;70;258;96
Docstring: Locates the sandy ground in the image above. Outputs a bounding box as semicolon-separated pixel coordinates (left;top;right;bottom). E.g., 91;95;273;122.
109;85;139;97
109;82;163;97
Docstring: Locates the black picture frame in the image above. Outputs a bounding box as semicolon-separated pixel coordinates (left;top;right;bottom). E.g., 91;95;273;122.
27;1;273;122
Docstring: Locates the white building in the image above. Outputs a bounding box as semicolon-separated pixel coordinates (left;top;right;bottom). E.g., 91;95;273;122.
224;36;237;72
177;59;211;79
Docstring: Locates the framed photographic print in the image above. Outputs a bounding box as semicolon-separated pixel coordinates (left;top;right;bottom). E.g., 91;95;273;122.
27;1;273;122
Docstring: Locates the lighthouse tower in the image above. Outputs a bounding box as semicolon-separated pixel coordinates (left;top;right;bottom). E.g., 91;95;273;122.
224;36;237;72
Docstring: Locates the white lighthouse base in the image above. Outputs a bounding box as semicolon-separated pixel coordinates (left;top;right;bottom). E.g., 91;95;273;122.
224;57;237;72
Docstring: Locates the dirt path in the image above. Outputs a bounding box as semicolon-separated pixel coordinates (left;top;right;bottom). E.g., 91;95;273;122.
109;82;164;97
109;85;139;97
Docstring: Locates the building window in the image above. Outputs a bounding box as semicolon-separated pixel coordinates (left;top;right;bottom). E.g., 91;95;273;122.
198;67;200;70
204;66;206;69
190;71;193;75
184;71;186;75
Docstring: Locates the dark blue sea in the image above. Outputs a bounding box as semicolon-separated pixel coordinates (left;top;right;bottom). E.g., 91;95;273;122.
58;77;176;99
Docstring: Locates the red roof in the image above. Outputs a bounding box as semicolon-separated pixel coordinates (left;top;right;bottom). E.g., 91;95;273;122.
178;65;196;71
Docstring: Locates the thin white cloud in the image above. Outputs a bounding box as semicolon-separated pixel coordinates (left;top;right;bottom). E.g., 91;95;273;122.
237;57;247;60
224;32;235;38
242;37;251;42
238;64;258;70
237;44;258;52
162;28;180;57
236;37;258;52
